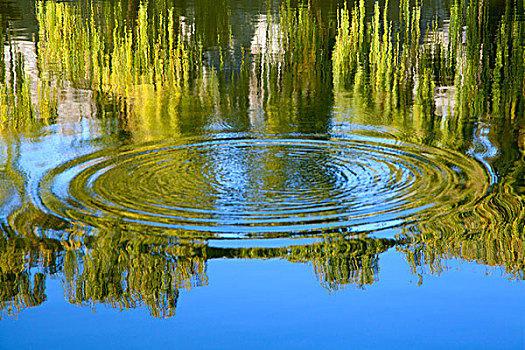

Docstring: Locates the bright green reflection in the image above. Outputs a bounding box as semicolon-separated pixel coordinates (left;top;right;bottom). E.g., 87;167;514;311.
0;225;396;318
0;0;523;318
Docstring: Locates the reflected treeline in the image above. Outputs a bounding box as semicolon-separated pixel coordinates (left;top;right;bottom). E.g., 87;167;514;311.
283;236;392;290
0;12;56;132
0;50;37;130
35;0;337;137
333;0;431;115
0;225;396;318
0;238;47;317
7;0;525;137
0;223;63;318
0;22;35;130
61;229;206;318
333;0;524;148
257;0;333;133
36;0;202;90
400;185;525;280
36;0;206;139
0;0;524;318
400;123;525;280
452;0;524;120
332;0;524;280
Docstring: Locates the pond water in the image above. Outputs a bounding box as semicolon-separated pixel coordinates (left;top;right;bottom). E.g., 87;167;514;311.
0;0;524;348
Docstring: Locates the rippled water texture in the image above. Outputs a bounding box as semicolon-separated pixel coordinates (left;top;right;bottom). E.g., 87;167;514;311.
1;0;524;347
38;134;491;237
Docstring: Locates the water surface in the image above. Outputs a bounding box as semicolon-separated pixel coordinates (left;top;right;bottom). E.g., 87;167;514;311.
0;0;523;348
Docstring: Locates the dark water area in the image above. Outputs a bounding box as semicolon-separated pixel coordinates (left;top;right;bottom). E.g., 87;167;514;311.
0;0;524;348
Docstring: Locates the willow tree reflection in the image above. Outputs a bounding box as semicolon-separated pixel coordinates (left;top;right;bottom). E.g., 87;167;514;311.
399;121;525;280
36;0;207;139
1;0;523;319
332;0;524;147
330;0;524;280
1;222;397;318
0;226;63;319
35;0;337;137
61;229;207;318
260;0;333;133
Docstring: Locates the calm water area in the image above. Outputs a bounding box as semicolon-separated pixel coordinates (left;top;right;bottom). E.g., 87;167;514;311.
0;0;524;348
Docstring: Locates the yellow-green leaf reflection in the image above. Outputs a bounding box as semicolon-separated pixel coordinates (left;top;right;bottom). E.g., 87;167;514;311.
0;0;523;325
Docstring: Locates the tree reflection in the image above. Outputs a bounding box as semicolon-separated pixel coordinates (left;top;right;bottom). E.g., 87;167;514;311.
35;0;338;137
331;0;524;282
0;224;397;318
0;0;523;318
0;224;63;318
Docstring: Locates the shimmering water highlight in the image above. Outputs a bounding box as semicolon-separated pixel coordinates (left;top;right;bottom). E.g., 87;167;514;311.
38;134;491;237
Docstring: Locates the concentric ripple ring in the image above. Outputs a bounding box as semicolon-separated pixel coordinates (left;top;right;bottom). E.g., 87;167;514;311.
37;135;491;237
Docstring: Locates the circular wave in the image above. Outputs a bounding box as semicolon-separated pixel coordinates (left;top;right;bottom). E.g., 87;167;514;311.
37;135;491;237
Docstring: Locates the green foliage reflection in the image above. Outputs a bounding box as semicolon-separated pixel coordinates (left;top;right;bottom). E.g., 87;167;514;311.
333;0;524;121
0;225;396;317
0;0;523;318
